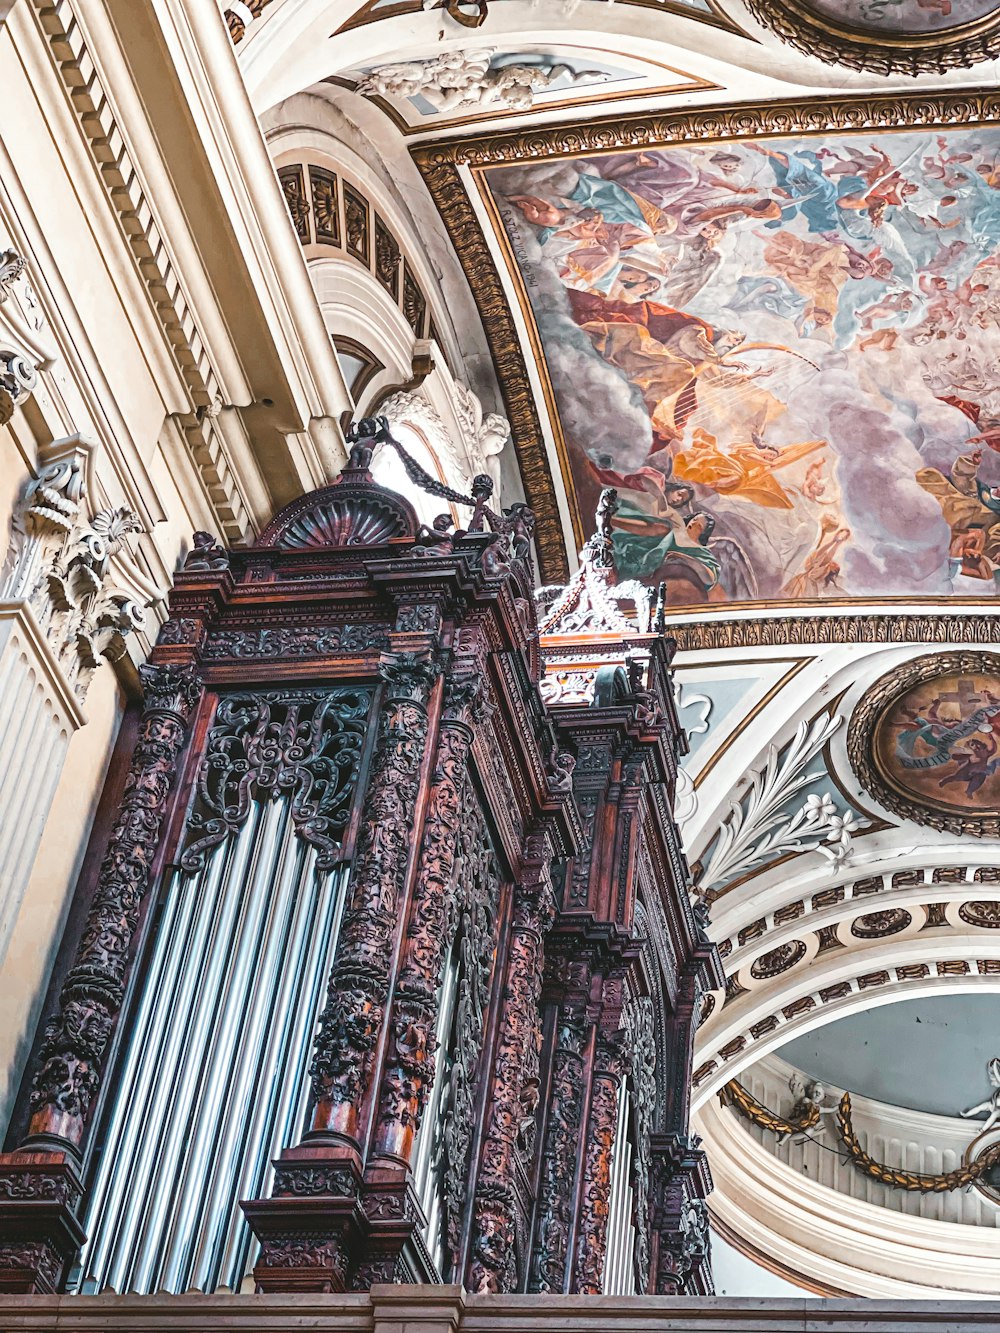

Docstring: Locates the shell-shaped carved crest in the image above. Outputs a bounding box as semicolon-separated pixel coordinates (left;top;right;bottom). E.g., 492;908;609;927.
257;480;418;550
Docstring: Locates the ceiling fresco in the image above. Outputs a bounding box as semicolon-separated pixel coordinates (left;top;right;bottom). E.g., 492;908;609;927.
482;124;1000;607
849;650;1000;836
807;0;997;34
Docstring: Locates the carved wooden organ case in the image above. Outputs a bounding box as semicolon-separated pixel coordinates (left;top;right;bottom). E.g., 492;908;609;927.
0;437;722;1298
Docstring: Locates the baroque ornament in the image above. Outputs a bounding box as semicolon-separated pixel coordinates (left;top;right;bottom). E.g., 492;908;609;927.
356;50;608;114
698;714;866;893
848;652;1000;838
2;456;147;700
745;0;1000;74
27;665;201;1145
374;674;489;1170
471;836;555;1294
309;653;439;1137
180;689;372;873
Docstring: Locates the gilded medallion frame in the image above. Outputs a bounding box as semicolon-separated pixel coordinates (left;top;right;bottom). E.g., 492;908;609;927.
847;651;1000;839
744;0;1000;75
412;88;1000;594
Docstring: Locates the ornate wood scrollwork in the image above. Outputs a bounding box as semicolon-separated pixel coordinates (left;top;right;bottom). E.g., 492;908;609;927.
436;797;501;1274
574;1030;627;1295
375;678;487;1165
529;1006;588;1294
180;689;372;872
27;665;202;1148
309;653;440;1140
628;996;656;1294
470;835;555;1294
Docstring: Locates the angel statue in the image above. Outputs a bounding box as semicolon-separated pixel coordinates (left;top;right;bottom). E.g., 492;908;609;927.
777;1073;837;1145
961;1058;1000;1133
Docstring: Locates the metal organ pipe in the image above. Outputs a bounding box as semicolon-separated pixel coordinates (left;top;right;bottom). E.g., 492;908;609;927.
603;1079;637;1295
77;797;350;1294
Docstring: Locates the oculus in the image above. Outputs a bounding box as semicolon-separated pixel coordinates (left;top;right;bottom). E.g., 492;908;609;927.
746;0;1000;71
483;125;1000;608
848;652;1000;837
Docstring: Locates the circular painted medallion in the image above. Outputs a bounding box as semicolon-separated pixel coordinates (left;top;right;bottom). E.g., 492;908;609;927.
746;0;1000;71
848;653;1000;838
808;0;996;35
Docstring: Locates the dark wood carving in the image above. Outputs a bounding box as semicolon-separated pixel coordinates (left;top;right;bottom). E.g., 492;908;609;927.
574;1030;626;1294
180;688;371;871
469;835;555;1294
0;438;720;1299
27;665;201;1148
373;676;485;1164
309;651;439;1143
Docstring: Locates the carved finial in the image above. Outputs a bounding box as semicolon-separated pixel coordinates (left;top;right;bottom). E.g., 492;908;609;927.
344;417;384;472
580;488;618;571
183;531;229;572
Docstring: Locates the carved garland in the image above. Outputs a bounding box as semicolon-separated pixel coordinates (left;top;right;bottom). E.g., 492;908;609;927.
724;1080;1000;1193
27;666;202;1146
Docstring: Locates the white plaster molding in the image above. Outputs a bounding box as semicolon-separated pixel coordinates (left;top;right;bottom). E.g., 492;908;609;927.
355;49;610;114
695;940;1000;1108
699;714;863;892
730;1051;999;1230
699;1086;1000;1297
1;437;152;704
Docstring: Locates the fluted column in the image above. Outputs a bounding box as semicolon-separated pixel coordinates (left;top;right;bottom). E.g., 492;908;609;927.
469;834;555;1294
0;663;201;1292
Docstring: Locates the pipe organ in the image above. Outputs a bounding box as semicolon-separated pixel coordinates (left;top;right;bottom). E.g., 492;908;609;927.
0;422;721;1298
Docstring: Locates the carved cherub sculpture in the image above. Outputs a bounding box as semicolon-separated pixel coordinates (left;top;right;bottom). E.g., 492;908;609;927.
777;1072;837;1145
961;1058;1000;1132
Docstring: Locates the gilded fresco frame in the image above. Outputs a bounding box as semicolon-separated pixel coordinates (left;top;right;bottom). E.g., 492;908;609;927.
847;651;1000;838
412;88;1000;595
745;0;1000;75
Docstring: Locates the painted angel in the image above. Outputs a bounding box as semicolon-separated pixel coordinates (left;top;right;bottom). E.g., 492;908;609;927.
961;1058;1000;1132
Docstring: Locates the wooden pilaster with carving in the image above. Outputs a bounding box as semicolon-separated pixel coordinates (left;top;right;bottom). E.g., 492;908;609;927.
468;834;555;1294
0;664;201;1291
573;1029;627;1294
373;672;484;1165
246;648;441;1293
309;650;441;1145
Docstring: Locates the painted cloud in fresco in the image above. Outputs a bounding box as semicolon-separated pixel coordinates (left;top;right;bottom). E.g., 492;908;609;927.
486;129;1000;606
808;0;995;35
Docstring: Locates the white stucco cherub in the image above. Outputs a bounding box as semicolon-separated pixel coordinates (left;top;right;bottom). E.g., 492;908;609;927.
961;1058;1000;1133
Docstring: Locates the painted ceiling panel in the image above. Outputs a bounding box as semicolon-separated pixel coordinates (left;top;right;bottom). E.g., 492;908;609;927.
807;0;996;34
482;125;1000;608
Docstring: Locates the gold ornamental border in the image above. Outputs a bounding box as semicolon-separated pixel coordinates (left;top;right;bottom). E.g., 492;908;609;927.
724;1080;1000;1194
745;0;1000;75
412;88;1000;590
846;650;1000;839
